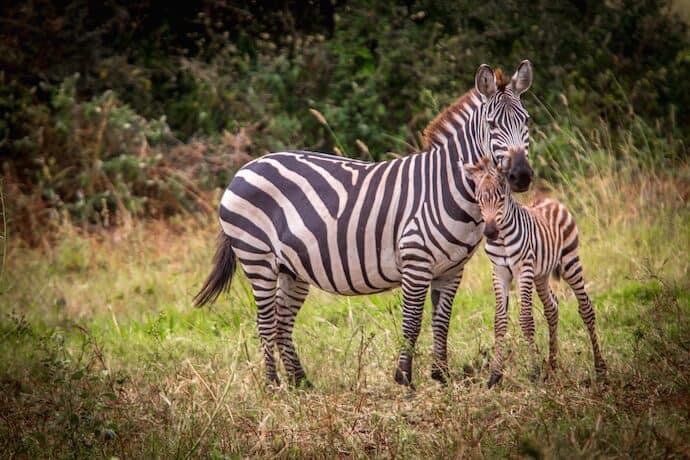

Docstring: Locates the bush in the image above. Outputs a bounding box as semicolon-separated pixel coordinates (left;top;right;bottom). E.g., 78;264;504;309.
1;0;689;240
2;77;254;243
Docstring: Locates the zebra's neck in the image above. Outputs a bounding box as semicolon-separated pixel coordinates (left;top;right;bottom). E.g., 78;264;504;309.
424;89;489;166
418;93;486;228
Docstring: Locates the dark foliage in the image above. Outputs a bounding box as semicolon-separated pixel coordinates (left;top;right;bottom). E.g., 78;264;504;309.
1;0;688;237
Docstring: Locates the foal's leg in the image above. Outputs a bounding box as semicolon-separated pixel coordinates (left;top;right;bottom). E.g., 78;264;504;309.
535;276;559;374
561;256;607;377
517;261;540;382
488;265;512;388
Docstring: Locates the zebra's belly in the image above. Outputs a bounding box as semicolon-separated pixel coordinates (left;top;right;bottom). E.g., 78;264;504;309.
222;210;404;295
279;238;404;295
314;276;401;296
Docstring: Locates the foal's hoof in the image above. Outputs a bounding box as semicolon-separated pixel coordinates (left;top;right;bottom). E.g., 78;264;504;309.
528;366;541;384
595;361;608;376
430;363;450;385
595;362;609;385
487;372;503;389
394;367;414;389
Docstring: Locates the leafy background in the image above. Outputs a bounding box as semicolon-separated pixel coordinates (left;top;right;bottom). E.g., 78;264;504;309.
2;0;689;240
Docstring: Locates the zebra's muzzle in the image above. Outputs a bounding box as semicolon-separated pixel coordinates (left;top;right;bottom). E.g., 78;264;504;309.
507;150;533;192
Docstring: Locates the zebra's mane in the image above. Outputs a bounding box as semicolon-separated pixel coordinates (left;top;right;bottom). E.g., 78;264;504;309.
494;68;510;90
422;90;477;149
422;68;510;149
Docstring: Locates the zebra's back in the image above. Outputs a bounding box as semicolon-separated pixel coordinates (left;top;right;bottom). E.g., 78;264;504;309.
219;150;408;295
525;197;579;278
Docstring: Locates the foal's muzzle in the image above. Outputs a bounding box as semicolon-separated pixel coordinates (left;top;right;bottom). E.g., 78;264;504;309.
484;222;499;241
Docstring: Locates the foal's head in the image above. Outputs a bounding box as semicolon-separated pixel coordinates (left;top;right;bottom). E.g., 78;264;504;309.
464;157;511;241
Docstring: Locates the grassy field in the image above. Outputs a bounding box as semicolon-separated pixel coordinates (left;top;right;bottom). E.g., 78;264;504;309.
2;139;690;458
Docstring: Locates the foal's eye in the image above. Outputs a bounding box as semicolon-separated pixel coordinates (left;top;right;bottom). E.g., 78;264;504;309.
487;119;497;129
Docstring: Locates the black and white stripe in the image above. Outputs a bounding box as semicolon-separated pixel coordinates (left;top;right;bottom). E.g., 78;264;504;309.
195;61;535;388
464;157;607;388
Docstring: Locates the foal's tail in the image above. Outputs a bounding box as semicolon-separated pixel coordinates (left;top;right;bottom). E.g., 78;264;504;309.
194;232;236;307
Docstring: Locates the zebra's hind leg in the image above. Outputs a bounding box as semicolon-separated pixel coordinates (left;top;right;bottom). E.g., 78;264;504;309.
244;262;280;386
394;263;432;388
429;272;462;384
561;256;607;378
276;271;311;388
535;276;559;375
489;265;512;388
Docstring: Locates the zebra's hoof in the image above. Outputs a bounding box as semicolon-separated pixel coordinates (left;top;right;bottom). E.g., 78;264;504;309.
394;367;414;388
290;373;313;390
487;372;503;389
430;363;450;385
265;375;281;389
528;366;541;384
296;379;313;390
548;358;558;371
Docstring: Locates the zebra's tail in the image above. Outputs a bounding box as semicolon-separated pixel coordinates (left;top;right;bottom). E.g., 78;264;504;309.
194;231;236;308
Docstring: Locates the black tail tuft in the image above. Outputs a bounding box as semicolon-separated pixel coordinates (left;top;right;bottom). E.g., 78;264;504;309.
194;232;236;307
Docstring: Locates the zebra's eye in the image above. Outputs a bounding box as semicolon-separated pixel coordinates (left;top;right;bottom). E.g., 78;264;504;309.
487;119;497;129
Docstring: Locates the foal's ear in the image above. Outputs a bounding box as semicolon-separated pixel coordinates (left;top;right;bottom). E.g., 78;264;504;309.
475;64;497;101
463;162;480;180
464;157;492;180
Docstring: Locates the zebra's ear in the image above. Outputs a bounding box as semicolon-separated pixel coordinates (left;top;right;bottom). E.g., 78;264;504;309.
475;64;497;101
511;60;532;97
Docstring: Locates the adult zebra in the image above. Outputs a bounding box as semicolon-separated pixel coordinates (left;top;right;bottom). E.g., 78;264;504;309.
195;61;535;388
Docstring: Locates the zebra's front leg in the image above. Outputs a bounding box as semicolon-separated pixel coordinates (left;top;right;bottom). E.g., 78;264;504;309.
394;264;432;388
276;272;311;387
429;272;462;385
489;265;512;388
517;262;539;382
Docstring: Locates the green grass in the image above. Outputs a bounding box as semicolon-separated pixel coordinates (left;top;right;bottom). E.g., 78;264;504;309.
2;145;690;458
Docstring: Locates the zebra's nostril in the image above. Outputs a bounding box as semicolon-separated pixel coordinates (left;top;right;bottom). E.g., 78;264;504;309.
509;173;517;182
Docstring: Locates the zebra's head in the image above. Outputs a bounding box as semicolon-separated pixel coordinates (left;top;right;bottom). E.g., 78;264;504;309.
463;157;510;241
475;60;533;193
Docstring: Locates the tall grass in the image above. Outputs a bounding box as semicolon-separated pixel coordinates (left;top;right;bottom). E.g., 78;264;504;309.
1;113;689;457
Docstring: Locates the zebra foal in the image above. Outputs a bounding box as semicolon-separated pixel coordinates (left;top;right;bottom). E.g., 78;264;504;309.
464;157;607;388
